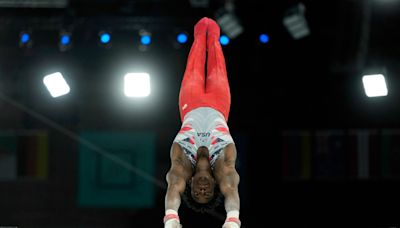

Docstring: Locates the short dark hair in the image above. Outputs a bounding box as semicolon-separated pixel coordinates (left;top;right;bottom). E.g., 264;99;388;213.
181;181;224;213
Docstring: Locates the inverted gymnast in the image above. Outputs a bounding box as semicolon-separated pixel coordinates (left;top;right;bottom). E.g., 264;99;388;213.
163;17;241;228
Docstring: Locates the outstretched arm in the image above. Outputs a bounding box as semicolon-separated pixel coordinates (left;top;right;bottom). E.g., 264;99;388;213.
215;144;241;228
165;168;186;211
164;143;192;228
220;167;240;213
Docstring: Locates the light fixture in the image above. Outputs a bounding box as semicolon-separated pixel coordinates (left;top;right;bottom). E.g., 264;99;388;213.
259;34;270;44
189;0;209;8
19;31;32;48
219;35;230;46
59;31;72;52
283;3;310;40
98;31;112;48
216;11;244;39
176;32;188;44
362;74;388;97
138;30;152;51
43;72;70;98
124;73;151;97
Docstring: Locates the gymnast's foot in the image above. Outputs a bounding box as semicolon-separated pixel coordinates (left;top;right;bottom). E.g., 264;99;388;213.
194;17;208;41
207;18;220;44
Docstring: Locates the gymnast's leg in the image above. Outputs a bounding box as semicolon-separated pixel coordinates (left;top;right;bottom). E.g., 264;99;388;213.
178;17;208;121
205;18;231;121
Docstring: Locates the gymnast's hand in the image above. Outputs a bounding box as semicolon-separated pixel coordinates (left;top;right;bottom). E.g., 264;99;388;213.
164;219;182;228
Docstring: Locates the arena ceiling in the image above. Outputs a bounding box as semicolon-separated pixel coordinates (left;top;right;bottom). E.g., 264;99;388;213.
0;0;400;129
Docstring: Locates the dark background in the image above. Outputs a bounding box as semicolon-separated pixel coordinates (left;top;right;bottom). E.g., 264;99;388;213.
0;0;400;227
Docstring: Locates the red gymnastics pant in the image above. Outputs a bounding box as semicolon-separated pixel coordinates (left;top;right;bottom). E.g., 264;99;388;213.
178;22;231;122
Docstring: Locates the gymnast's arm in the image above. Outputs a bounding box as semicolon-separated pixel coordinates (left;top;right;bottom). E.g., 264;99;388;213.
164;143;192;217
215;144;241;226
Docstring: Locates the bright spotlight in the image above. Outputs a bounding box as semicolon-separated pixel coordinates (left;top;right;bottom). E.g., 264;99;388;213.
219;35;230;46
43;72;70;98
124;73;151;97
362;74;388;97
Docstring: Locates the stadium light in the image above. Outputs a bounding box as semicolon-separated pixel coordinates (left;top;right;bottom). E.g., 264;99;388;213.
43;72;70;98
219;35;230;46
177;32;188;44
138;30;152;51
283;2;310;40
98;31;112;48
362;74;388;97
19;31;32;48
124;73;151;97
59;31;72;52
216;11;244;39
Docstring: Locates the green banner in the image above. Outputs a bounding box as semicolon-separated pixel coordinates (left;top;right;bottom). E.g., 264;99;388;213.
77;131;156;208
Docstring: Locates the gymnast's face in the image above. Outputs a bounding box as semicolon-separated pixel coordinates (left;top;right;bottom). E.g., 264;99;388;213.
191;172;216;204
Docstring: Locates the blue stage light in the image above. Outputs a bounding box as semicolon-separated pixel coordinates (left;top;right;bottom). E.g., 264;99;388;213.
140;35;152;45
259;34;270;44
100;33;111;44
177;33;188;44
219;35;230;46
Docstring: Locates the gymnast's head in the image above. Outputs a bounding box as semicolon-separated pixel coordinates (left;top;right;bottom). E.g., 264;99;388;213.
181;146;223;213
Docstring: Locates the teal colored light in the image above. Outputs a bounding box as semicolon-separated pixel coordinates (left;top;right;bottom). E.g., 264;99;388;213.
141;35;152;45
177;33;188;44
220;35;230;46
100;33;111;44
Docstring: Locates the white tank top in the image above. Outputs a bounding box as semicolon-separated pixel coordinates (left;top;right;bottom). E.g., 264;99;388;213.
174;107;234;168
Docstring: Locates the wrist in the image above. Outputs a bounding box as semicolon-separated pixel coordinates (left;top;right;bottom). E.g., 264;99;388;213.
225;210;240;226
164;209;180;224
227;210;239;218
